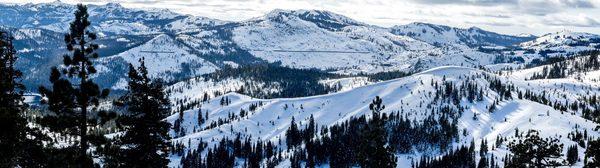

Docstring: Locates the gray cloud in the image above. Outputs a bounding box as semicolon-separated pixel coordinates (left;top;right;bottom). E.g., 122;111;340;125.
463;12;512;18
465;20;515;27
559;0;596;8
412;0;595;16
411;0;516;6
544;14;600;27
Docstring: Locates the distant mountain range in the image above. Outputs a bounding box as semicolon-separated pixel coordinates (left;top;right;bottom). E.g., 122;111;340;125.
1;1;599;91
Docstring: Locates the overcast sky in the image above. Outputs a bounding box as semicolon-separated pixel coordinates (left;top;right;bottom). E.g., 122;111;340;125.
3;0;600;35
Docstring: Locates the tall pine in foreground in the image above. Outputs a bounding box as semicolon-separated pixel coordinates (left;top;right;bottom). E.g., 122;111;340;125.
38;4;109;166
0;31;46;167
115;59;171;167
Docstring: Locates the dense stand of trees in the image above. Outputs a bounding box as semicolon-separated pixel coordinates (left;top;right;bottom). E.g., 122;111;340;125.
414;143;478;168
204;64;339;98
0;28;47;167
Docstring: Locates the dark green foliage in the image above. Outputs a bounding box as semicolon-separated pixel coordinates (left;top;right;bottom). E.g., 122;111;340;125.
0;30;46;167
506;130;564;167
37;4;110;166
286;116;301;149
109;59;172;167
478;156;488;168
414;143;476;168
362;70;411;81
585;139;600;167
357;96;396;168
566;144;578;165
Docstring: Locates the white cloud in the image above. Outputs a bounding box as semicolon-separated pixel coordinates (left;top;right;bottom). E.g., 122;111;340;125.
2;0;600;35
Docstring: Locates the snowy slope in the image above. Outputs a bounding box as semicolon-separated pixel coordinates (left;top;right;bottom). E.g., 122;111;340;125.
95;34;218;90
164;66;600;167
165;16;229;33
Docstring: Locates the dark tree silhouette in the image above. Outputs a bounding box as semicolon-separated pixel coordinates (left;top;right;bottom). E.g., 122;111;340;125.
357;96;396;168
0;30;46;167
113;58;172;167
38;4;110;166
506;130;564;167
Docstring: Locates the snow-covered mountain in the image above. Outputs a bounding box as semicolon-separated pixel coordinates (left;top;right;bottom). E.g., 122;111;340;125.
166;66;599;167
2;2;582;91
3;2;600;168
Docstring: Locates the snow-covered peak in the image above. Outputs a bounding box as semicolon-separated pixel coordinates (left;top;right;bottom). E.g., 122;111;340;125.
257;9;364;31
104;2;122;8
520;30;600;51
165;15;229;33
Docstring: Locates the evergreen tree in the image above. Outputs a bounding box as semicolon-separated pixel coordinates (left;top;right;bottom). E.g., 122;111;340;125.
506;130;564;167
480;139;488;157
37;4;110;166
566;144;578;165
357;96;396;168
478;156;488;168
0;30;46;167
114;59;172;167
286;116;300;149
304;114;315;143
585;139;600;167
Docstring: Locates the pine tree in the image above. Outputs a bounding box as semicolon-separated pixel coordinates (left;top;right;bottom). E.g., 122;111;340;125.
114;59;172;167
304;114;315;143
585;139;600;167
286;116;300;149
357;96;396;168
37;4;110;166
478;156;488;168
506;130;564;167
0;30;47;167
566;144;578;165
480;139;488;157
197;108;204;125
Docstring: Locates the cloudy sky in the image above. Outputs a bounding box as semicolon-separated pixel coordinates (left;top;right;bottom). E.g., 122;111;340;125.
4;0;600;35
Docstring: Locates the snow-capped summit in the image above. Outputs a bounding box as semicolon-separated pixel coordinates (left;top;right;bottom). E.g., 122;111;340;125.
257;9;364;31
